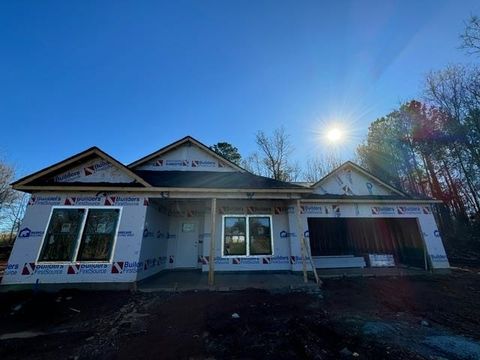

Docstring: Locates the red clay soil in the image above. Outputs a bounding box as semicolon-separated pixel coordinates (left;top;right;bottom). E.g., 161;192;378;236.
1;268;480;359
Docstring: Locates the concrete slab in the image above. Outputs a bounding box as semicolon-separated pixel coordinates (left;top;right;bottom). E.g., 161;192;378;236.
137;270;320;292
316;267;428;278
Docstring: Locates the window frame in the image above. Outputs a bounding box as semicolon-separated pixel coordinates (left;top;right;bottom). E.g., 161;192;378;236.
36;206;122;264
221;214;274;258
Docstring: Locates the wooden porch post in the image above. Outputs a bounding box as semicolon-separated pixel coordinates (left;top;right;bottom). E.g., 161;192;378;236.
208;198;217;286
296;199;308;283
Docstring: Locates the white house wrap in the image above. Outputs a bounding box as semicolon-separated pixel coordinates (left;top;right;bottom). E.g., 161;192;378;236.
2;136;449;289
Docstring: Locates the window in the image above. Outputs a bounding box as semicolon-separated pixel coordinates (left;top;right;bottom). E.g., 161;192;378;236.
77;209;120;261
223;215;273;256
224;217;247;256
248;216;272;255
38;207;121;263
39;209;86;262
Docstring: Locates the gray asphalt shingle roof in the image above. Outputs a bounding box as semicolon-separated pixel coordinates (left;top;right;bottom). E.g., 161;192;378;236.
134;170;305;189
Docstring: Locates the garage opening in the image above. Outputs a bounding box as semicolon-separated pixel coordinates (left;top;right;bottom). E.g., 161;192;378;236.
307;218;426;268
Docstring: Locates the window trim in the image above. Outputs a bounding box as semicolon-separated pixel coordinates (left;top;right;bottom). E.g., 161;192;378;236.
221;214;274;258
36;206;122;264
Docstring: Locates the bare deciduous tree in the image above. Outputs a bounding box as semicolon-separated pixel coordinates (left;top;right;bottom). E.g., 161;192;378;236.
0;160;17;214
461;15;480;56
288;161;302;182
5;193;29;244
0;159;26;243
302;154;342;183
250;127;296;182
424;65;480;168
241;152;267;177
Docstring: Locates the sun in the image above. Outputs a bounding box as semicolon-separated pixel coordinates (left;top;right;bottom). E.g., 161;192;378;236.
325;126;344;143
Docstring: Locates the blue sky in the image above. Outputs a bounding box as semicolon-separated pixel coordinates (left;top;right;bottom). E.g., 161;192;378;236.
1;0;479;178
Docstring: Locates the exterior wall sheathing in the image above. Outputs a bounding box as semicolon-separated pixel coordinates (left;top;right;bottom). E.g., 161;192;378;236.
2;196;449;287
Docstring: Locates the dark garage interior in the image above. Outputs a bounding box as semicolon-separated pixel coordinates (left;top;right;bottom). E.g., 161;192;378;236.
307;217;427;268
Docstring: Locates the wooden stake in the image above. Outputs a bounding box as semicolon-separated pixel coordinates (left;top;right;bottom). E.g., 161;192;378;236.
296;200;308;283
302;237;322;286
208;198;217;286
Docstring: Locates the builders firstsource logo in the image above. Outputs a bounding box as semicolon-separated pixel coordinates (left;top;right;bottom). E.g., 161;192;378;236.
68;264;108;275
54;170;81;182
83;160;112;176
64;196;103;206
111;261;143;273
371;206;395;215
192;160;216;168
4;263;19;276
397;206;421;215
27;196;62;206
104;196;141;206
22;263;63;275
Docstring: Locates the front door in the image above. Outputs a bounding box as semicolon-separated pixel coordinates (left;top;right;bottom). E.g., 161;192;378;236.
175;219;199;268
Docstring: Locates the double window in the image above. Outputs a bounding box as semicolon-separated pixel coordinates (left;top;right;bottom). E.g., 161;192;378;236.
38;207;121;262
222;215;273;256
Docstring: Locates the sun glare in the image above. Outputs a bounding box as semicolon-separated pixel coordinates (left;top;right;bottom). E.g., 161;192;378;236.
312;110;364;157
325;126;344;143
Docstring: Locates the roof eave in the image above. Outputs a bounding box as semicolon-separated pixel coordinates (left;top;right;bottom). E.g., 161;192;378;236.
11;147;152;188
301;198;442;204
14;185;312;193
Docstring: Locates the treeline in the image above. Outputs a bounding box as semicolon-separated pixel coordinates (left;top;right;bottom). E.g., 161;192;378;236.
357;17;480;252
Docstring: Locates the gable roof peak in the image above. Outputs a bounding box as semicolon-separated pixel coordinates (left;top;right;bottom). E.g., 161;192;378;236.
12;146;151;189
128;135;246;172
311;161;406;197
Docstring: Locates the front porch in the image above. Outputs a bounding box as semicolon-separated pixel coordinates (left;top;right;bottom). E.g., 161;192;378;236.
139;197;304;280
136;266;432;292
138;270;319;292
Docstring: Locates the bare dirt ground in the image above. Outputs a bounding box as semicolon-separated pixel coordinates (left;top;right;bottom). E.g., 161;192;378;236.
1;268;480;360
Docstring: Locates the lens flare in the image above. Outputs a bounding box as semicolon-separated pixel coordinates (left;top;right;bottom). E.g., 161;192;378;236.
304;103;369;162
326;127;343;143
